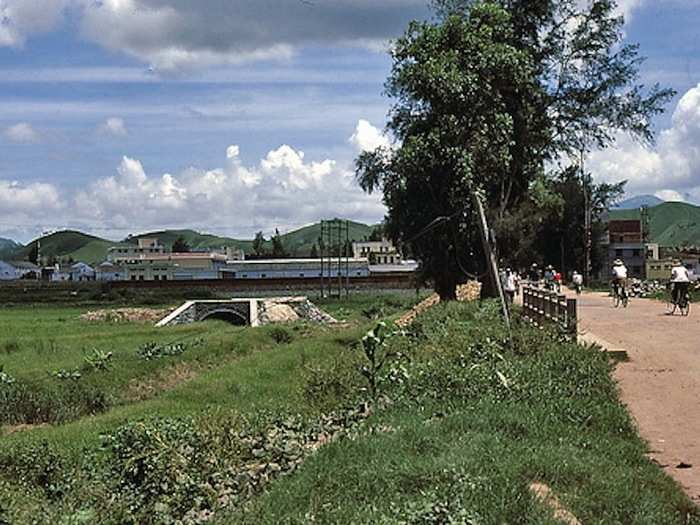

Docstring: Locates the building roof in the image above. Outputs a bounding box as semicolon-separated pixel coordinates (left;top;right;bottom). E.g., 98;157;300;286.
4;261;39;270
224;258;368;265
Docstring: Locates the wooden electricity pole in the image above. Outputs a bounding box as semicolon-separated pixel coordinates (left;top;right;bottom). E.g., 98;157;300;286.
473;192;511;334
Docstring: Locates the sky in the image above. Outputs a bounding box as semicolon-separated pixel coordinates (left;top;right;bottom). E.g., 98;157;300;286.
0;0;699;243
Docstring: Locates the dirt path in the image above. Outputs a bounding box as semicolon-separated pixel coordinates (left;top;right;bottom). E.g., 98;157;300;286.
576;290;700;502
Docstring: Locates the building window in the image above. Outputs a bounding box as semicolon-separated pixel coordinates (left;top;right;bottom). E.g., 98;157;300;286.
131;276;136;281
162;276;168;281
632;249;641;257
139;276;145;281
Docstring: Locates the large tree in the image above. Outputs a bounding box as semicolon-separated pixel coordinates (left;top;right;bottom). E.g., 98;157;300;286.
357;0;673;300
357;3;535;300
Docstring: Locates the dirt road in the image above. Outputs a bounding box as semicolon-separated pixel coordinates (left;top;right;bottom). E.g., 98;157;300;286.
576;291;700;502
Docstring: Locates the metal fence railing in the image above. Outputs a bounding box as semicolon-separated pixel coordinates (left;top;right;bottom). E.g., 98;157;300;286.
521;286;577;335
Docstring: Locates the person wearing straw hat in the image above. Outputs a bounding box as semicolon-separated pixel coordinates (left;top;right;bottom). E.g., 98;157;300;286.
611;258;628;301
670;258;690;306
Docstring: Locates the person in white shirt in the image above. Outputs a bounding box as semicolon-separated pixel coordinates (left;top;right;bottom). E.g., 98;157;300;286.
504;268;517;304
572;271;583;295
670;259;690;306
611;259;628;300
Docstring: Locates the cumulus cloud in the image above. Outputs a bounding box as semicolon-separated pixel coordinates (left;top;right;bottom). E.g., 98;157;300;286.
65;142;383;235
98;117;128;137
0;180;62;226
349;119;390;152
2;122;40;143
587;83;700;203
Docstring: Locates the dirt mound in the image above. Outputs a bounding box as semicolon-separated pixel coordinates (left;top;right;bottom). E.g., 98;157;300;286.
395;281;482;328
81;308;171;323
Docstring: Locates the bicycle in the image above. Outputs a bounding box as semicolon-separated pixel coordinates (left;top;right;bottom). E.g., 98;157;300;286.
666;283;691;316
611;281;629;308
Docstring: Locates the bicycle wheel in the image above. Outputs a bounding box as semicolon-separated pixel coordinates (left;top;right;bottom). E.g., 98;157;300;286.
666;297;677;315
680;295;691;317
622;293;629;308
613;292;621;308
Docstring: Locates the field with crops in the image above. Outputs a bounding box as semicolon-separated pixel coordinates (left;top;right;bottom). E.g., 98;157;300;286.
0;294;697;523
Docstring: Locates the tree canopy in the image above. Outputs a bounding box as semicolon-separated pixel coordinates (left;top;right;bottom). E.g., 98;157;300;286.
171;236;191;253
356;0;674;299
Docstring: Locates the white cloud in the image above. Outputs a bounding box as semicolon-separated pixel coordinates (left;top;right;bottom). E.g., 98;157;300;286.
61;141;384;236
98;117;128;137
2;122;40;143
0;0;71;47
349;119;390;152
655;190;686;202
587;83;700;203
0;180;62;215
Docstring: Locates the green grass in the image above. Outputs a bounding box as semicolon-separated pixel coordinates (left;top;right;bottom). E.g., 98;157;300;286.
0;297;697;523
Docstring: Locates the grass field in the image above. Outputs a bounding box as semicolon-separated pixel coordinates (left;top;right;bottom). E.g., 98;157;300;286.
0;294;698;523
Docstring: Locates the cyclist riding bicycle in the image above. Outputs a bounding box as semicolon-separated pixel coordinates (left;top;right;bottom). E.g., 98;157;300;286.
572;271;583;295
670;258;690;306
611;259;628;301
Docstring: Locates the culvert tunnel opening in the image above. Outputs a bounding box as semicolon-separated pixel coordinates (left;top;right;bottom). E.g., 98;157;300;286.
200;310;248;326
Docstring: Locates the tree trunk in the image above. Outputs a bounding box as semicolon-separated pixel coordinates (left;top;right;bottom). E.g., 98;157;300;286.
434;272;457;301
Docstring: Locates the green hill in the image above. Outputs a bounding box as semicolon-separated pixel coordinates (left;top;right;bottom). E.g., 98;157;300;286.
0;238;22;259
609;201;700;247
13;220;380;265
278;220;378;255
129;229;254;253
14;231;119;265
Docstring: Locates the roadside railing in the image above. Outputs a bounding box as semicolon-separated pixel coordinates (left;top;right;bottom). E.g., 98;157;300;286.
521;286;577;335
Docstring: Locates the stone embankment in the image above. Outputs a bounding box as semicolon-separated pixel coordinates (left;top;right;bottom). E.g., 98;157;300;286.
395;281;482;327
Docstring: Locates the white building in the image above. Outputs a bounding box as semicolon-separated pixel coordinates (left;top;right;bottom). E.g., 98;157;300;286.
0;261;39;280
352;239;402;266
108;238;166;263
96;261;127;281
220;258;370;279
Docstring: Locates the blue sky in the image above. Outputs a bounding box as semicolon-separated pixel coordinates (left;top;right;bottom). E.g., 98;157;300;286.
1;0;699;243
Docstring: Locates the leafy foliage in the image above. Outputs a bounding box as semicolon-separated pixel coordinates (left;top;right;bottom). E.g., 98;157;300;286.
137;339;204;360
358;0;674;298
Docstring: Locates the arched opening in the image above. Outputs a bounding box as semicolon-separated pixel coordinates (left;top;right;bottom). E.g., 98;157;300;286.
200;309;248;326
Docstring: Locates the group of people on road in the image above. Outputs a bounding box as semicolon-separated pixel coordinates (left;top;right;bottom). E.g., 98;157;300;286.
499;258;692;310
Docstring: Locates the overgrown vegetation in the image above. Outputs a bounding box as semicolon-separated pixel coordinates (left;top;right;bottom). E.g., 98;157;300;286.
1;299;697;523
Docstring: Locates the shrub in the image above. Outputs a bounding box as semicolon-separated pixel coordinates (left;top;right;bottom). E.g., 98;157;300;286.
268;326;293;345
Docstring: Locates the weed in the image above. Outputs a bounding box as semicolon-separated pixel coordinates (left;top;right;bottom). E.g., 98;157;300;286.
359;321;404;401
137;338;204;360
268;326;293;345
50;369;82;381
0;367;15;386
83;348;114;371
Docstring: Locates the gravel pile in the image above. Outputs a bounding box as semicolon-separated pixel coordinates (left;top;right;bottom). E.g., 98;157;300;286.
80;308;172;323
395;281;482;328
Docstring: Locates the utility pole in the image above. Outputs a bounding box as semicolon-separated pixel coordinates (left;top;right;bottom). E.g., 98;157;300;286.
581;148;592;286
473;191;511;335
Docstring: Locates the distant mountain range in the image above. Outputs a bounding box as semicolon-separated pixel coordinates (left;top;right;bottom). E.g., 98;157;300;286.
610;201;700;247
1;220;379;265
613;194;665;209
0;238;23;259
